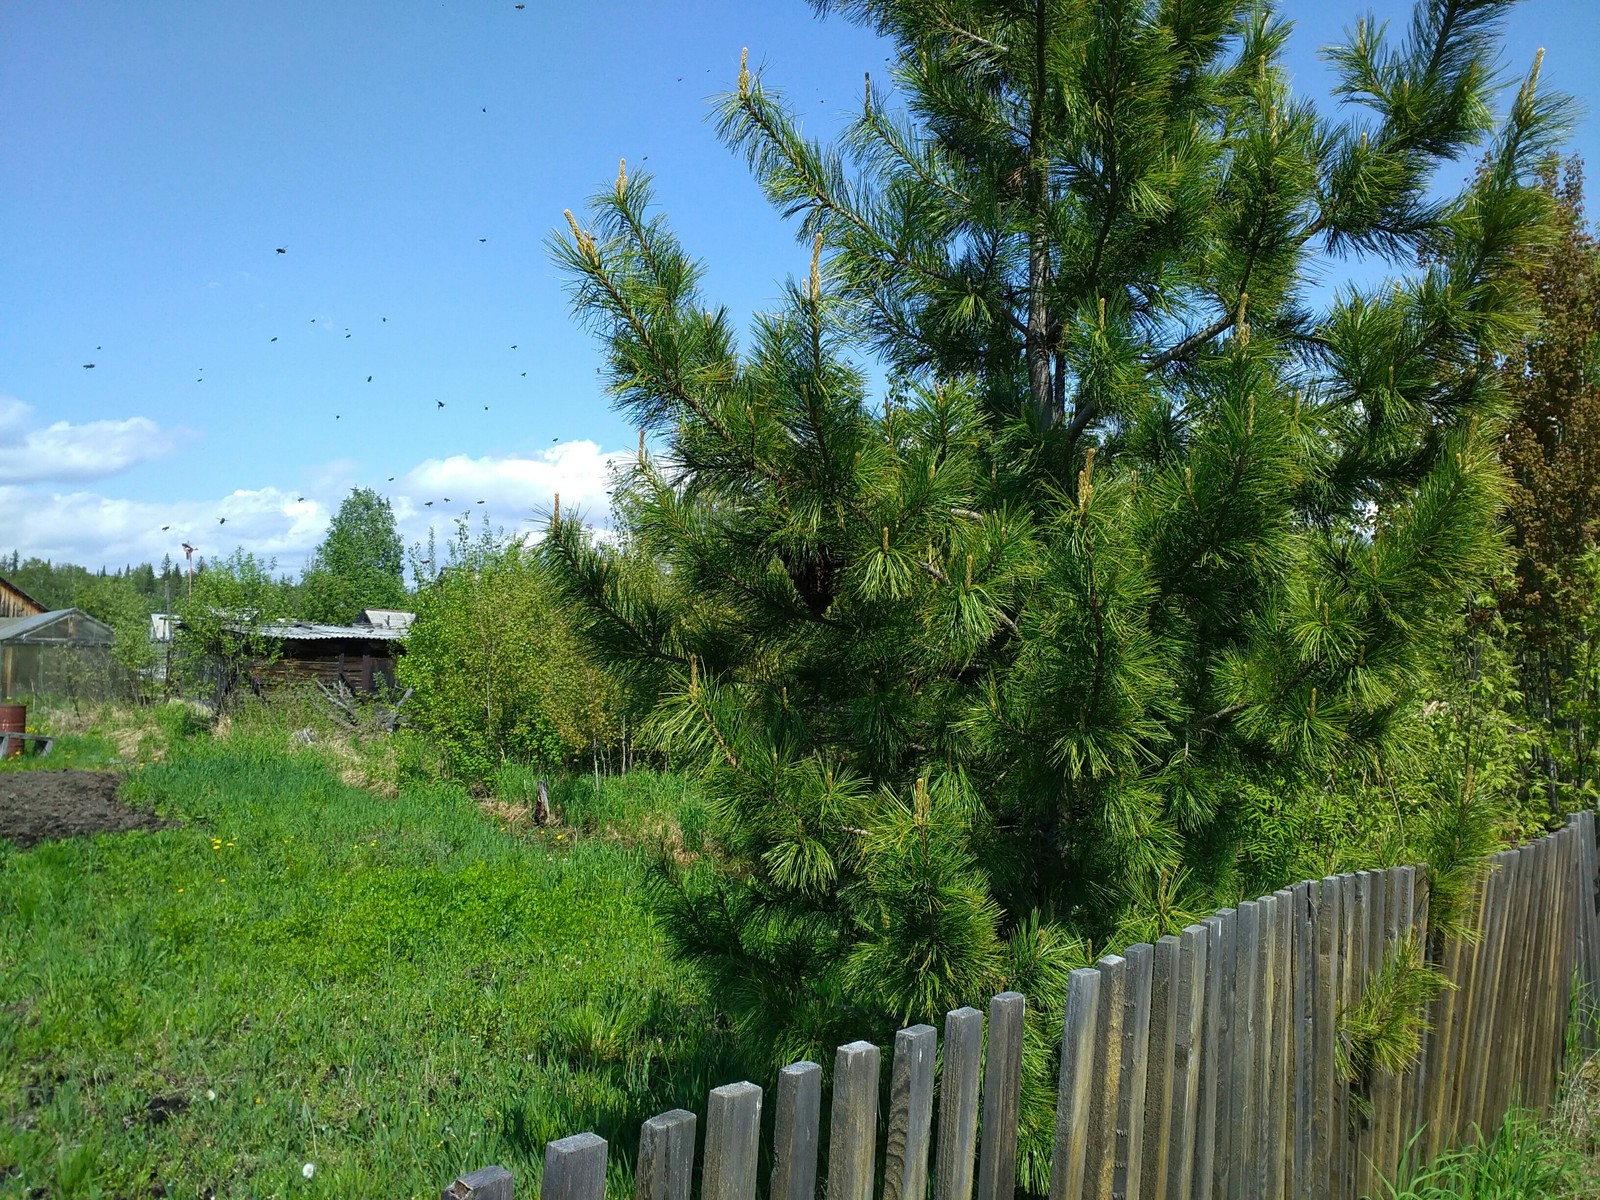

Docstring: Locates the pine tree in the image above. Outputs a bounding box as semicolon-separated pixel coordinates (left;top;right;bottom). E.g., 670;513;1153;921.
546;0;1566;1154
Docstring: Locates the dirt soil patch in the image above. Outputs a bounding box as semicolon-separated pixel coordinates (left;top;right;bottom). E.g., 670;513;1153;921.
0;770;172;850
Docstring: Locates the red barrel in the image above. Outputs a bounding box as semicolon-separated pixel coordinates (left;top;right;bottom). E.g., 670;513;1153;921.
0;702;24;758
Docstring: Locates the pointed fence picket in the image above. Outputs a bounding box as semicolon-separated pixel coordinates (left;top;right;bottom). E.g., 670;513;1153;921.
440;812;1600;1200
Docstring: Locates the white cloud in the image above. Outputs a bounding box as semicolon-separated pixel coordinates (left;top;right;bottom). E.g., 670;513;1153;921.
0;440;628;578
397;440;628;525
0;396;188;485
0;484;328;574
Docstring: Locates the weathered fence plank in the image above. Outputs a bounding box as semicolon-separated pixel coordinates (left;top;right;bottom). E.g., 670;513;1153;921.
445;1165;515;1200
1226;900;1260;1200
1337;872;1363;1200
1116;946;1154;1200
1085;955;1127;1200
977;992;1026;1200
1462;853;1514;1137
771;1063;822;1200
1582;812;1600;1034
542;1134;607;1200
1251;894;1278;1200
450;818;1600;1200
637;1110;696;1200
1289;882;1313;1199
1401;870;1432;1156
1352;869;1385;1200
1141;936;1180;1200
1269;890;1294;1198
1310;878;1339;1200
1554;827;1581;1101
829;1041;882;1200
704;1082;762;1200
1050;968;1102;1200
936;1007;984;1200
884;1026;937;1200
1166;924;1208;1200
1197;909;1235;1200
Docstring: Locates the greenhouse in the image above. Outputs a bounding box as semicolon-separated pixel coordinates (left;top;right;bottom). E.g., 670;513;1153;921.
0;608;121;701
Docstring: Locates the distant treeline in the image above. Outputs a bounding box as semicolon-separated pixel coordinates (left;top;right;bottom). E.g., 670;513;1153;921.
1;551;190;616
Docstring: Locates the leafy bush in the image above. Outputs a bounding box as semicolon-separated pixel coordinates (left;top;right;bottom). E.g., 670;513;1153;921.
399;521;618;788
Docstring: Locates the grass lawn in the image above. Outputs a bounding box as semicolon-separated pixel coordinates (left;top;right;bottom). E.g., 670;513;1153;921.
0;712;730;1198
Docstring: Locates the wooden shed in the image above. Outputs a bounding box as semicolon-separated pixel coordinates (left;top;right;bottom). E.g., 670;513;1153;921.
238;617;409;695
0;608;121;700
0;576;47;621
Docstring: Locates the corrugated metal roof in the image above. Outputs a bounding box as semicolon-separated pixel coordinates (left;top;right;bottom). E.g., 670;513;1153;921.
230;620;406;642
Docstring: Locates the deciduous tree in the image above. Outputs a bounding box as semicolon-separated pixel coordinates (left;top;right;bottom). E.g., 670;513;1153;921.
300;487;408;624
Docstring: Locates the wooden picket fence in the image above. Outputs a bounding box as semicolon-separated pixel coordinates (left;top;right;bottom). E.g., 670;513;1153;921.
441;811;1600;1200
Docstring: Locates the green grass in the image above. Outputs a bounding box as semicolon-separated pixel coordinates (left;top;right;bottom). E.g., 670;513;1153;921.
0;724;735;1198
1381;1108;1591;1199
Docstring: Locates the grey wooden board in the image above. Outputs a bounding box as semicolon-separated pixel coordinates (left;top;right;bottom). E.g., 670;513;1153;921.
1195;909;1235;1200
1448;857;1502;1144
1116;944;1154;1200
1290;882;1314;1199
1493;850;1528;1121
1226;900;1259;1200
830;1041;882;1200
444;1165;514;1200
1339;873;1363;1200
937;1006;984;1200
1587;813;1600;1013
772;1062;822;1200
1577;816;1596;1045
1553;831;1576;1102
1418;902;1465;1161
1402;871;1434;1148
1141;935;1180;1200
1310;878;1339;1199
1545;832;1569;1108
1085;955;1127;1200
1469;853;1517;1133
704;1081;763;1200
1458;861;1501;1145
1270;889;1294;1198
1354;869;1385;1200
885;1026;938;1200
1541;834;1561;1107
1166;924;1208;1200
542;1133;607;1200
1582;816;1595;1019
1377;867;1412;1184
1582;815;1600;1046
1050;968;1102;1200
1517;841;1548;1111
1255;894;1281;1200
638;1109;697;1200
976;992;1026;1200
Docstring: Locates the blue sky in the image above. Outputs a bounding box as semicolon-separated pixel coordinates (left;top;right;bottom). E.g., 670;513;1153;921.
3;0;1596;576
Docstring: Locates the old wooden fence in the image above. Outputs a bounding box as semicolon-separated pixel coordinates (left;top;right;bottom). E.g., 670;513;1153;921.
441;811;1600;1200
